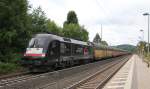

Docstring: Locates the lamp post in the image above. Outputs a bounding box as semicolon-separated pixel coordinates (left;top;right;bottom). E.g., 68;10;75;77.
140;29;144;56
101;24;103;41
140;29;144;41
143;13;150;55
138;36;142;55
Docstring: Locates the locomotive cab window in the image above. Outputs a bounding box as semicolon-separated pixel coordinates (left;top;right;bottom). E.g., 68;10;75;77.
60;42;71;56
28;37;47;48
73;44;83;55
48;41;60;58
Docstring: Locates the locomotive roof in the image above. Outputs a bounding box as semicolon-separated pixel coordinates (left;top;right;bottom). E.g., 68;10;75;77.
34;33;92;46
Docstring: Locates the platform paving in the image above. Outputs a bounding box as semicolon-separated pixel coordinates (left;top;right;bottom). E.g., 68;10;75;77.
103;55;135;89
103;54;150;89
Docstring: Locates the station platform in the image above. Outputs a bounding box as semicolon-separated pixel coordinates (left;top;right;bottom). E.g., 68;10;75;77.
103;54;150;89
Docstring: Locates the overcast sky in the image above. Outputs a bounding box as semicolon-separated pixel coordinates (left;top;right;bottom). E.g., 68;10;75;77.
29;0;150;46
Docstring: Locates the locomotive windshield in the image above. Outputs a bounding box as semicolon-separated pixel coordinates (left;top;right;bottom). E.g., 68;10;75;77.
28;37;48;48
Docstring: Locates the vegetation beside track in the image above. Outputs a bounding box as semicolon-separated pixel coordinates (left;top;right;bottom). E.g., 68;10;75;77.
0;63;24;75
137;41;150;63
143;54;150;64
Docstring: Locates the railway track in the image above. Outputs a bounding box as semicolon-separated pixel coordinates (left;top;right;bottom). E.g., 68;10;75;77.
37;55;131;89
67;55;130;89
0;55;131;89
0;73;45;87
0;71;29;80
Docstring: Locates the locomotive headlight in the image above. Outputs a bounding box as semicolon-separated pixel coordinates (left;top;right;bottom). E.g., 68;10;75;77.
41;54;46;57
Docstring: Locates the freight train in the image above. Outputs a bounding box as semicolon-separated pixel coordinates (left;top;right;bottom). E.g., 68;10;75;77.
21;33;128;72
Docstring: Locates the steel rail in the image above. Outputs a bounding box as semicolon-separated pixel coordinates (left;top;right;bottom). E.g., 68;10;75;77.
67;55;131;89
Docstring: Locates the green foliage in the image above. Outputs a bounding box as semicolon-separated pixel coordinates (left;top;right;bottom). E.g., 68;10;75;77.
29;7;48;33
64;11;78;26
29;7;62;35
0;63;21;74
63;11;89;41
80;26;89;41
101;41;108;46
63;24;88;41
93;33;101;44
137;41;150;57
93;33;108;46
137;41;147;52
63;24;81;40
0;0;29;62
46;20;62;35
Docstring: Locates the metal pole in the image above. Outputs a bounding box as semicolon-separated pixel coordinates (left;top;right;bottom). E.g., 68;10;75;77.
143;13;150;56
140;29;144;41
148;15;149;55
140;29;144;56
101;24;102;41
143;30;144;41
140;29;144;42
143;30;144;56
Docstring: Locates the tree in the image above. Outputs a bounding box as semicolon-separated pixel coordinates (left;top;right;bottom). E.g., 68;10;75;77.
80;26;89;41
93;33;101;44
29;7;62;35
63;24;81;40
63;24;89;41
101;41;108;46
29;7;48;33
63;11;89;41
93;33;108;46
46;19;62;35
0;0;29;62
63;11;78;26
137;41;147;54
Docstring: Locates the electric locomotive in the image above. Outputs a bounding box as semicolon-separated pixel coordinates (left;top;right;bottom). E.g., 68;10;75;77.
21;33;93;72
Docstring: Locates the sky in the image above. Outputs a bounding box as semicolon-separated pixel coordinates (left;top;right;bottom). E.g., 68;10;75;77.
28;0;150;46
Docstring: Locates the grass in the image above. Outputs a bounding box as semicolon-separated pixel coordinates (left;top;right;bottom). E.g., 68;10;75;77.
0;62;23;75
0;53;27;75
142;53;150;63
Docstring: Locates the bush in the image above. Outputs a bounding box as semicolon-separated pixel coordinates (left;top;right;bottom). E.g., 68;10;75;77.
0;63;21;74
143;53;150;62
